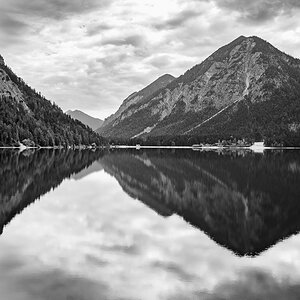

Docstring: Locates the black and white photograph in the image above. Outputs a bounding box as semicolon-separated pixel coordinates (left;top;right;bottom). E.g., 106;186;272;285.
0;0;300;299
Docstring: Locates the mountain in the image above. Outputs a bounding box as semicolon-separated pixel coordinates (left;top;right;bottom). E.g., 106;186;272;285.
66;110;103;131
100;150;300;256
97;36;300;146
0;55;104;147
97;73;175;134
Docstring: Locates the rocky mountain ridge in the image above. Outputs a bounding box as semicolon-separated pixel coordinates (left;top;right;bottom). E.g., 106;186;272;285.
97;36;300;145
98;74;175;132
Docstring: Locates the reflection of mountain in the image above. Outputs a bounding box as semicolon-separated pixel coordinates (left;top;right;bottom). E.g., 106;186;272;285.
72;161;103;180
0;149;103;234
101;150;300;256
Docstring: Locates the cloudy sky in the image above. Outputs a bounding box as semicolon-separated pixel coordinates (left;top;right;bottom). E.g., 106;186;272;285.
1;0;300;119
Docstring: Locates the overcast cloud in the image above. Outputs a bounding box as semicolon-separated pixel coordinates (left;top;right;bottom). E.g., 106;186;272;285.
0;0;300;119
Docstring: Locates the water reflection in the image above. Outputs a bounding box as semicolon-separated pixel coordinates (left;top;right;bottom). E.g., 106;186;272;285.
1;149;300;299
1;149;300;256
0;149;104;234
101;149;300;256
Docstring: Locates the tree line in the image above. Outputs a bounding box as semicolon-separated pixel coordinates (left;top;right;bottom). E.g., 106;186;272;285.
0;64;105;147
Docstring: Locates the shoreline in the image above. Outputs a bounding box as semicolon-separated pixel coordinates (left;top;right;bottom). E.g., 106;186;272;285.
1;145;300;151
110;145;300;150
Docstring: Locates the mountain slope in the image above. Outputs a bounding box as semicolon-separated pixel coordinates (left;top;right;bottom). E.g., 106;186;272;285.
98;74;175;134
0;56;104;147
66;110;103;131
97;36;300;145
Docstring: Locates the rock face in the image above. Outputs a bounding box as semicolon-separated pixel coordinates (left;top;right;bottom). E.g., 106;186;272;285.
97;36;300;143
98;74;175;135
0;59;29;112
66;110;103;131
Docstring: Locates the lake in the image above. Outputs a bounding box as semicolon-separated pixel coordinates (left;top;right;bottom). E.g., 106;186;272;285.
0;148;300;300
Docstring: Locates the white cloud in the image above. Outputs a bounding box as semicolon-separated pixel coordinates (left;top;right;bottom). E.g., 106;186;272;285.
0;0;299;119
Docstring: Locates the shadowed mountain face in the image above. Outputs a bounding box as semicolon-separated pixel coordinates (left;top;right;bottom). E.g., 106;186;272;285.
0;149;104;234
100;150;300;256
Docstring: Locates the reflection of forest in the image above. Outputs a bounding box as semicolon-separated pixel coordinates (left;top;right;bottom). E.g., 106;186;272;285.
1;149;300;256
101;150;300;256
0;149;104;234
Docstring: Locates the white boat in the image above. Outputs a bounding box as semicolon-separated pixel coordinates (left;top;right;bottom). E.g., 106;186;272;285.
250;142;264;148
250;141;265;153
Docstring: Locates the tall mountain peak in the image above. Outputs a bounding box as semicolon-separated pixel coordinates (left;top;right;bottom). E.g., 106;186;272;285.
97;36;300;145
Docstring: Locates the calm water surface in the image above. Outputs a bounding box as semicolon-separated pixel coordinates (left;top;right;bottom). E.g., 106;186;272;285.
0;149;300;300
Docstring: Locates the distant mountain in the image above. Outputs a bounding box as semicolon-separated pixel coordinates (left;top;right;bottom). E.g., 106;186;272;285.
97;36;300;146
98;74;175;134
66;110;103;131
0;55;104;147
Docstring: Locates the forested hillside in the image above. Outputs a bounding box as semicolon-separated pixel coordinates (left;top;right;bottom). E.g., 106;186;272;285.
0;56;105;147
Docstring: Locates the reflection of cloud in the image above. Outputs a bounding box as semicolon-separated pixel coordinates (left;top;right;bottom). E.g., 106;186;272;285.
2;166;300;300
10;270;108;300
167;269;300;300
152;261;196;282
101;244;140;256
206;269;300;300
0;251;110;300
85;254;108;267
72;161;103;180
